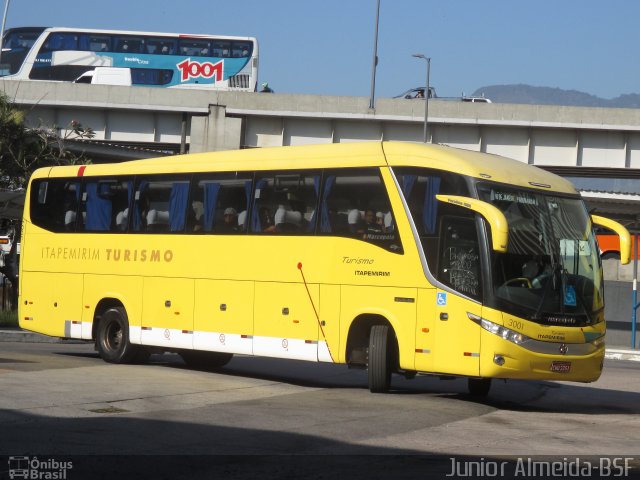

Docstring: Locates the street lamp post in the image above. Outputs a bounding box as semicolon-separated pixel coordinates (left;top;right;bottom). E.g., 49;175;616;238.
369;0;380;110
412;54;430;143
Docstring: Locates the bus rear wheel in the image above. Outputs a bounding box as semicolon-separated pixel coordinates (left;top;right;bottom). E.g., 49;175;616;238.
180;351;233;370
368;324;395;393
96;306;139;364
468;378;492;397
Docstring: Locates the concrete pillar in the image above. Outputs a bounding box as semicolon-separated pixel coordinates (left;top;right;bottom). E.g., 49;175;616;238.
189;105;243;153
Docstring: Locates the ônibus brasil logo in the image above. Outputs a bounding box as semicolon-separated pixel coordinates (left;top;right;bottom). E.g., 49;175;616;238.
177;58;223;83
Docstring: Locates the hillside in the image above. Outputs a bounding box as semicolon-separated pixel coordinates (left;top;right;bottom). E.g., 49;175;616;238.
471;84;640;108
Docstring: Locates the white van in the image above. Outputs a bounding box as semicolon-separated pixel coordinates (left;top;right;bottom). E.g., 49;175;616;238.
74;67;132;86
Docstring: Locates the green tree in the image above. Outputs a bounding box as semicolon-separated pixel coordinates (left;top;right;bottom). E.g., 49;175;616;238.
0;92;95;189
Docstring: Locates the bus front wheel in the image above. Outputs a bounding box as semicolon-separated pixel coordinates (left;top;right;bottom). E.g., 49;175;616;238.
96;306;139;364
368;324;394;393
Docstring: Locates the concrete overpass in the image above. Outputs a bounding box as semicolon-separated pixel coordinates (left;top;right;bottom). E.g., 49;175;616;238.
2;79;640;163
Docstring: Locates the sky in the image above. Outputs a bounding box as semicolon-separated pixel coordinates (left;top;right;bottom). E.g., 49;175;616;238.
3;0;639;99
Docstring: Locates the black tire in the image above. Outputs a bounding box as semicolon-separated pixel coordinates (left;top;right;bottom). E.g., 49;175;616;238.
96;306;139;364
368;324;394;393
180;350;233;370
468;378;492;397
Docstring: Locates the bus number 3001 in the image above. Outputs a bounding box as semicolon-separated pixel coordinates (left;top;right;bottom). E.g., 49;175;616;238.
507;318;524;331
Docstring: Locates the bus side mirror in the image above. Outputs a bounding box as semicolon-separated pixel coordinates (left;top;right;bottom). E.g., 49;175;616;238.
435;194;508;253
591;215;631;265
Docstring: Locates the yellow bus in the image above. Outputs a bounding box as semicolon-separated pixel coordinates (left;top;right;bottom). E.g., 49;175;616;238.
18;142;631;395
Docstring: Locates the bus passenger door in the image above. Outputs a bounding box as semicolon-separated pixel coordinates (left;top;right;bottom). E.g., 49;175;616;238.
193;280;254;355
253;282;319;361
430;215;482;377
141;277;194;350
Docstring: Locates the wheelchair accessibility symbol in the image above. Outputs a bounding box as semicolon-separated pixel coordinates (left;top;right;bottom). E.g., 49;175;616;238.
436;292;447;306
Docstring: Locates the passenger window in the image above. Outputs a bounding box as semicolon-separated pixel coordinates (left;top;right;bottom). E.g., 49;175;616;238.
212;42;231;58
145;38;177;55
189;174;253;233
80;34;111;52
39;33;78;53
115;37;144;53
30;179;81;232
319;169;402;253
132;177;190;233
231;41;251;58
178;39;211;57
250;172;320;235
79;179;131;232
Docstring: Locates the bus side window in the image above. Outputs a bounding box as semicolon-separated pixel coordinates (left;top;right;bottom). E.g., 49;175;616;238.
189;174;252;233
80;181;111;232
178;39;211;57
231;41;251;58
115;37;144;53
249;172;319;235
395;168;471;277
40;33;78;53
319;169;402;253
212;42;231;58
79;179;131;232
30;179;80;232
79;34;112;52
146;38;177;55
132;177;189;233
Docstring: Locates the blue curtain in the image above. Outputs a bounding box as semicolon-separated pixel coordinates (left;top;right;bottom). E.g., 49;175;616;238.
306;175;320;233
169;183;189;232
423;176;441;234
203;183;221;232
133;181;148;231
250;179;267;232
320;175;335;233
401;174;417;198
85;182;111;231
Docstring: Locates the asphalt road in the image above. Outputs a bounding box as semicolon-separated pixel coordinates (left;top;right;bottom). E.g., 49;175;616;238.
0;341;639;479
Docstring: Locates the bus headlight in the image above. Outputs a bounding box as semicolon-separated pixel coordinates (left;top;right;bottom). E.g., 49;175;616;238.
591;336;605;349
480;318;531;345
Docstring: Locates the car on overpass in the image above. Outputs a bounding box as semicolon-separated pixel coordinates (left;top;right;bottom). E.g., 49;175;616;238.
393;87;437;99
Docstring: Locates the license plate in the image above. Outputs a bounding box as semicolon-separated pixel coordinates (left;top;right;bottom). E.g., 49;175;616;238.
550;361;571;373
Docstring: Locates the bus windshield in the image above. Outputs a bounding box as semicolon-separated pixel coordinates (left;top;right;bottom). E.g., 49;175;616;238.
477;184;604;326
